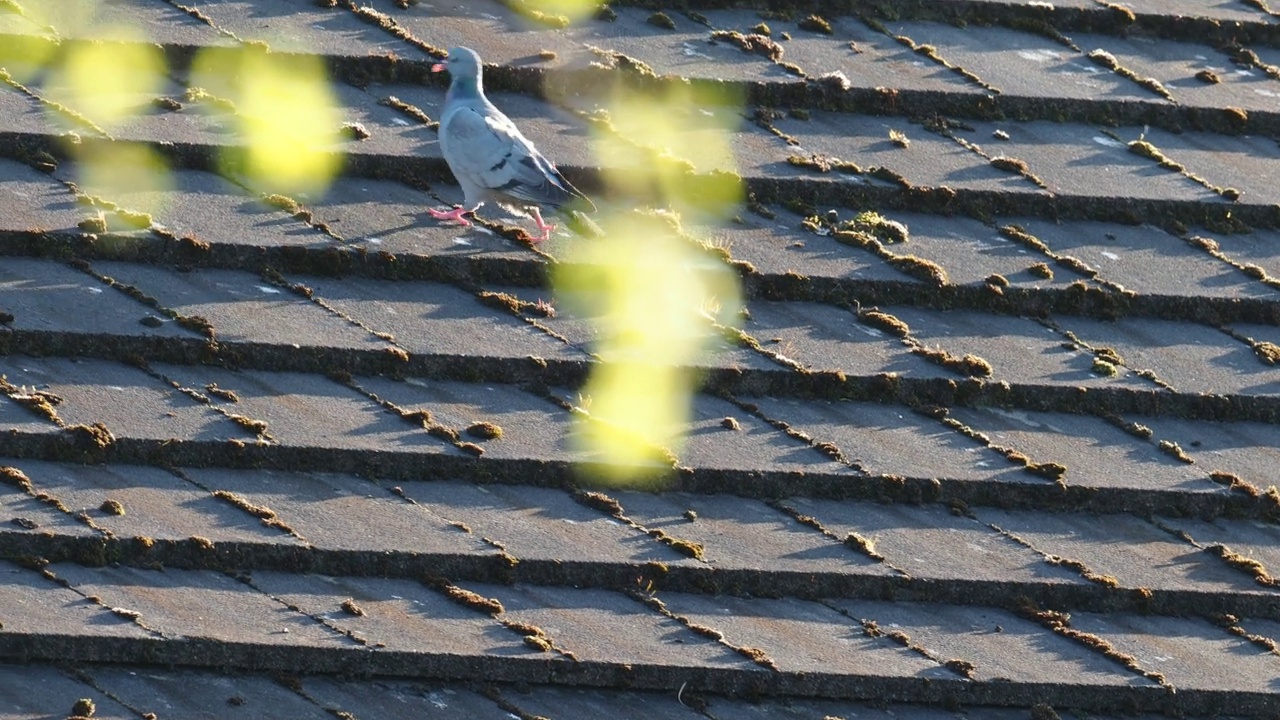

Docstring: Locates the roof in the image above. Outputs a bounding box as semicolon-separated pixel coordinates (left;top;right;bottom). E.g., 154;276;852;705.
2;0;1280;717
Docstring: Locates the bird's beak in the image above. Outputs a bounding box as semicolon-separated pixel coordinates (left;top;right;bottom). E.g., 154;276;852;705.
431;62;445;73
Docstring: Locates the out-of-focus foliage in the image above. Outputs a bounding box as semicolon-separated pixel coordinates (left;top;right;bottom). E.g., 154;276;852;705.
190;47;342;194
46;28;165;128
554;79;744;485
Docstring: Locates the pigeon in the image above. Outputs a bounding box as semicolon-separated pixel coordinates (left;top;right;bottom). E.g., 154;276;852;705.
428;46;595;243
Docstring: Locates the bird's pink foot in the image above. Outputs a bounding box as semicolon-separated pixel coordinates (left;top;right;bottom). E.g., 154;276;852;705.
428;205;475;226
529;207;556;244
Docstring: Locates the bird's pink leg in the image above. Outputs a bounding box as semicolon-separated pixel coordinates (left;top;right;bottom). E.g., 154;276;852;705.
529;207;557;244
428;204;479;226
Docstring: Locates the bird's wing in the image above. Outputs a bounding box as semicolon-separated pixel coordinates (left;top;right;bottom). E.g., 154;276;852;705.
440;104;591;210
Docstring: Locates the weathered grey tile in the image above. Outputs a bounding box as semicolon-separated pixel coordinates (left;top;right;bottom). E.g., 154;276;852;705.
885;21;1147;100
871;213;1087;289
657;592;952;678
749;397;1029;483
301;677;511;720
0;392;62;435
761;12;980;93
301;174;550;254
952;122;1218;202
1117;0;1272;24
149;364;459;454
502;685;703;720
464;582;764;669
299;278;580;361
1212;227;1280;280
50;564;352;646
0;355;254;442
495;286;770;371
91;262;392;350
1156;515;1280;582
1135;416;1280;491
691;206;912;283
0;663;134;720
743;301;951;379
774;111;1037;193
250;572;529;656
947;406;1212;492
827;599;1155;687
10;0;232;46
88;666;332;720
0;463;96;537
354;376;580;463
886;305;1154;389
80;169;335;249
0;258;198;338
1069;612;1280;694
973;510;1268;595
174;0;404;56
5;460;298;545
681;394;858;475
1069;33;1269;111
182;467;486;555
1052;317;1277;396
786;498;1086;587
0;560;153;639
1012;218;1271;299
397;483;690;565
0;159;81;232
615;492;887;575
703;695;972;720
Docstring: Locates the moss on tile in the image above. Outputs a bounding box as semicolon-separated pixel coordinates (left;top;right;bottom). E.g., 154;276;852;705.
711;30;785;61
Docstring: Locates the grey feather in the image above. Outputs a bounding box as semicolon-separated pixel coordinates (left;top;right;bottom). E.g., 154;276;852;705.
435;47;595;215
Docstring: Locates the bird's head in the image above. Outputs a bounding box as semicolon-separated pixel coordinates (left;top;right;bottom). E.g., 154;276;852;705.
432;47;483;85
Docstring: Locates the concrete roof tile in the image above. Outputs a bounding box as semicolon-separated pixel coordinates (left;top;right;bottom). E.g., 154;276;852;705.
952;121;1221;202
0;663;135;720
85;666;335;720
614;491;887;575
181;467;488;556
1;258;198;339
946;406;1209;492
0;560;157;639
827;599;1153;687
748;396;1030;484
0;355;256;442
2;0;1279;713
775;110;1042;193
1133;416;1280;490
88;262;393;350
656;591;953;678
883;21;1147;100
743;300;953;379
48;563;356;647
249;571;537;656
1009;218;1273;299
1069;611;1280;696
4;459;301;545
298;277;581;361
1051;317;1278;396
171;0;405;56
972;509;1268;595
784;497;1087;587
396;483;691;565
463;582;765;669
300;677;513;719
147;364;461;453
885;305;1157;389
0;159;81;231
